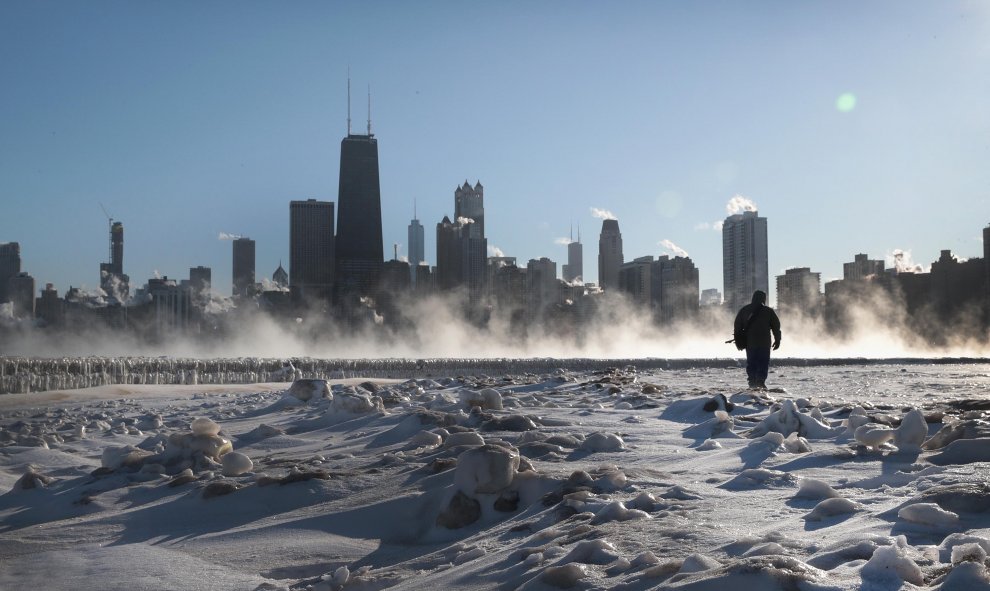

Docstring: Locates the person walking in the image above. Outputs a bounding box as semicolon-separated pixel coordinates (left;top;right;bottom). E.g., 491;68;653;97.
733;290;781;389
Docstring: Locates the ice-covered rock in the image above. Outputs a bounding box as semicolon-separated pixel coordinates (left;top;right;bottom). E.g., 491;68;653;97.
923;418;990;450
938;533;990;563
221;451;253;476
929;438;990;465
750;399;838;439
951;542;987;565
854;424;895;449
938;561;990;588
331;390;384;414
286;379;330;402
410;430;443;447
893;408;928;451
540;564;587;587
579;432;624;452
101;445;155;470
190;417;222;436
860;541;924;586
454;443;520;495
590;501;651;524
460;388;503;410
445;431;485;448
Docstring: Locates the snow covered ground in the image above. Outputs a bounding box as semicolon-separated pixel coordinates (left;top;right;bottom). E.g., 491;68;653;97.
2;362;990;591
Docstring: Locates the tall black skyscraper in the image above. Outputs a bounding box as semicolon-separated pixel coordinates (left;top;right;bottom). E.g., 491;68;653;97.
334;87;383;302
0;242;21;304
232;237;256;297
290;199;335;301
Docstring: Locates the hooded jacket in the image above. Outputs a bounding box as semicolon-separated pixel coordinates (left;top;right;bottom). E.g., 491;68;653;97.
733;290;782;350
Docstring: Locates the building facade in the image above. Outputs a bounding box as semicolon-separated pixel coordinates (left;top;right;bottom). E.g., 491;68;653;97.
0;242;20;304
407;215;425;285
776;267;823;317
598;219;623;291
722;210;768;311
843;253;885;281
563;236;583;283
335;133;383;301
232;237;256;297
290;199;335;301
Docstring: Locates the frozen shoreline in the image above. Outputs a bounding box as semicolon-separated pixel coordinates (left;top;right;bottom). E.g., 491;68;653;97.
2;355;990;395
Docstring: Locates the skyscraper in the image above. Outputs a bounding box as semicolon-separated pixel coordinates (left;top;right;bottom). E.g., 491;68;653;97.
0;242;21;304
189;266;212;294
99;221;129;303
776;267;822;317
334;125;383;301
722;210;769;311
598;219;623;291
455;181;485;239
408;204;425;285
232;237;255;297
290;199;335;300
435;182;487;303
562;226;583;283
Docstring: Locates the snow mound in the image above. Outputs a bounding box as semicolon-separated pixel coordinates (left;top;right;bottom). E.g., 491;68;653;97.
579;432;624;452
795;478;840;500
860;540;924;586
590;501;651;524
749;399;838;439
897;502;960;527
805;497;859;521
454;444;520;495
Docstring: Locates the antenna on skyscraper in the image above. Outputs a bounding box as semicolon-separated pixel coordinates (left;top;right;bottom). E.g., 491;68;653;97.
413;197;417;220
367;84;372;136
347;68;352;135
570;221;573;242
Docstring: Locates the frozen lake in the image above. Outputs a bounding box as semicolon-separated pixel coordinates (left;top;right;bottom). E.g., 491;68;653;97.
2;361;990;590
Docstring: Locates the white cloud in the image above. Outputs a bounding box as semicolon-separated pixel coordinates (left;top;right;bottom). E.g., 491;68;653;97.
218;232;242;240
488;245;506;257
554;237;572;245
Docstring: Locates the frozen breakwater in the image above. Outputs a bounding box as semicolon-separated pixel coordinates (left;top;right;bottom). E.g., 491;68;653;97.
2;355;989;394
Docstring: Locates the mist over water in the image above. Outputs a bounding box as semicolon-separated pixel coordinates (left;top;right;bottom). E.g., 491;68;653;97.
2;290;987;360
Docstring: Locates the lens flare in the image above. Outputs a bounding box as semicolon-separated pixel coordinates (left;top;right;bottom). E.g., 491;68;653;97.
836;93;857;112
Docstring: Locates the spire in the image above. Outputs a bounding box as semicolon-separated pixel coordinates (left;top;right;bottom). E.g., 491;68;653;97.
367;84;372;136
347;68;351;135
413;197;417;220
569;221;573;242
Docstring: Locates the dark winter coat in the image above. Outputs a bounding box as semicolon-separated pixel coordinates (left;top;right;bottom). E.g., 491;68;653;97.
734;302;782;350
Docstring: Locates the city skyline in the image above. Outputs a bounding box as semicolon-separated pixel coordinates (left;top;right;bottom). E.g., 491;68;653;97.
2;2;989;299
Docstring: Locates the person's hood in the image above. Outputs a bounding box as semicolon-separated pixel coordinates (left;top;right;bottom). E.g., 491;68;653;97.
751;290;767;305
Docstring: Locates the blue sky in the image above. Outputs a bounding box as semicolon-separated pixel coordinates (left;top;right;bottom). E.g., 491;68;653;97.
2;1;988;299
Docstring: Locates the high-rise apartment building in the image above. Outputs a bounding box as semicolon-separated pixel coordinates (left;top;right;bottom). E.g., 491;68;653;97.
843;253;885;281
290;199;335;300
654;255;700;324
598;219;623;291
0;242;20;303
189;266;212;294
722;210;768;311
232;237;256;297
408;207;425;285
7;272;35;318
335;131;383;301
562;227;583;283
776;267;822;317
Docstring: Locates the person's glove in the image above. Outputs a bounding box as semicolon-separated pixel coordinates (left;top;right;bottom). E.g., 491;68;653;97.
772;340;781;351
